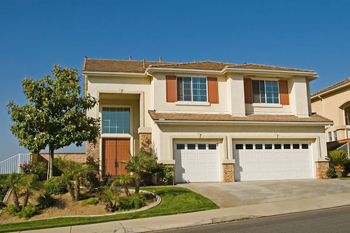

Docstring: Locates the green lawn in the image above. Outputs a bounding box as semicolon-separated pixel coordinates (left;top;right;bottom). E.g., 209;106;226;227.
0;187;219;233
340;177;350;180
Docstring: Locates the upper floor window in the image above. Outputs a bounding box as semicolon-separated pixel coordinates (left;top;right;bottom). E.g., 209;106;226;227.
345;106;350;125
102;107;130;134
177;77;207;102
328;131;333;142
334;131;338;141
252;80;279;104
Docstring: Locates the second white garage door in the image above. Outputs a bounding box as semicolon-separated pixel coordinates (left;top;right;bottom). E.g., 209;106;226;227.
234;142;313;181
175;143;219;183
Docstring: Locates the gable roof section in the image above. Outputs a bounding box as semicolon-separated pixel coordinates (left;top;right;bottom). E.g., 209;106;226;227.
83;58;314;74
148;110;332;124
311;77;350;98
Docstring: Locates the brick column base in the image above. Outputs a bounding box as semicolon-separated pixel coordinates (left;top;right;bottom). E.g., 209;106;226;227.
223;163;235;182
139;133;152;153
315;161;330;179
86;134;100;161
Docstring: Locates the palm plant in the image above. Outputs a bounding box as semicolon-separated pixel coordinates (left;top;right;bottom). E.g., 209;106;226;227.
123;151;158;194
55;157;96;201
99;186;120;212
327;150;349;178
112;173;133;197
20;174;42;208
2;173;22;211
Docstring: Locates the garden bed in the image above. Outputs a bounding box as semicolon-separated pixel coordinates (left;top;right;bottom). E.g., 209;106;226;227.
0;187;218;233
0;190;157;224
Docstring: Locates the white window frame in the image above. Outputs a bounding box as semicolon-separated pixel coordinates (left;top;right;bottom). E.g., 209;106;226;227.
252;79;280;104
176;77;208;102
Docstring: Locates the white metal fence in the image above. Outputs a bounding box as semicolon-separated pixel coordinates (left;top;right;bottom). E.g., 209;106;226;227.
0;153;31;174
335;142;350;158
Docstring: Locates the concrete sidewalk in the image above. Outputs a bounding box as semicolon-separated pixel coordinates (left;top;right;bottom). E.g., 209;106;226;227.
17;192;350;233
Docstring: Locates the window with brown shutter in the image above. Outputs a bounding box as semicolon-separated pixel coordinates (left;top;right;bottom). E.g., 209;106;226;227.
244;78;253;104
278;80;289;105
166;75;177;102
207;77;218;103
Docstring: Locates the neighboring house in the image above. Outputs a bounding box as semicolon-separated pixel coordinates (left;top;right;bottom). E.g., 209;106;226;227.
83;58;332;183
311;78;350;146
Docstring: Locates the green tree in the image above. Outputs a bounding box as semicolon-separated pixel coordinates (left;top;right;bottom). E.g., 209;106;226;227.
55;157;96;201
7;65;100;178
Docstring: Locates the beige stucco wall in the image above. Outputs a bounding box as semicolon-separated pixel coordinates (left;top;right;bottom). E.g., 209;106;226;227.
86;75;152;129
152;123;328;179
311;87;350;141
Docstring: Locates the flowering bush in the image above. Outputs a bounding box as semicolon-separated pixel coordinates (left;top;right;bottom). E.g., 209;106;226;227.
19;162;41;175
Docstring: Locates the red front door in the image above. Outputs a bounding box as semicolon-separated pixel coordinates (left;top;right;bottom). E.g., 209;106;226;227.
103;138;130;175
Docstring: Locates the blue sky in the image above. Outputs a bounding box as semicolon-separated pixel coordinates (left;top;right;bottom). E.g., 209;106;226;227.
0;0;349;160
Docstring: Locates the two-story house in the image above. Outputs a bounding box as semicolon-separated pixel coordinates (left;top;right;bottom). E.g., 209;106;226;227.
311;78;350;146
83;58;332;183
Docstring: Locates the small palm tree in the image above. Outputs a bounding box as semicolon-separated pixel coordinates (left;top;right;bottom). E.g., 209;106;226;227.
123;151;158;194
20;174;42;208
327;150;349;178
2;173;22;211
112;173;133;197
55;157;96;201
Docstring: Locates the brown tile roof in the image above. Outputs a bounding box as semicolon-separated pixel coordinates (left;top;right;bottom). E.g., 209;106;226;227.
311;77;350;98
83;58;314;73
148;110;332;123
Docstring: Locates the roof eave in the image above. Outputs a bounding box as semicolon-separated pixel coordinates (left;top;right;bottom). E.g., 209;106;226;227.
82;71;147;77
223;67;318;78
146;67;222;75
311;82;350;100
154;120;333;126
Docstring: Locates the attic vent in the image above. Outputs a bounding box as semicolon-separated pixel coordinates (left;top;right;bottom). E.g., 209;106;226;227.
143;59;145;68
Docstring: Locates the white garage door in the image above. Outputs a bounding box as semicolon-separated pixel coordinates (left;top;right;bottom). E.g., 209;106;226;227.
175;143;219;183
234;142;313;181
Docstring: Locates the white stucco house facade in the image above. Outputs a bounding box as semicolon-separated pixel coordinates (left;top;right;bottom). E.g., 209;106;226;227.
83;58;332;182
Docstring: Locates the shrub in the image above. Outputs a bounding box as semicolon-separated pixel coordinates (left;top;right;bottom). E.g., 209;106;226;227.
160;165;174;185
326;168;335;178
117;193;146;211
45;177;67;195
0;174;9;201
19;162;46;177
16;204;39;219
82;197;99;206
37;193;55;209
2;204;19;216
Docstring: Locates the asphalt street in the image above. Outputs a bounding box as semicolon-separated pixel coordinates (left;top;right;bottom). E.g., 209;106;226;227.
158;206;350;233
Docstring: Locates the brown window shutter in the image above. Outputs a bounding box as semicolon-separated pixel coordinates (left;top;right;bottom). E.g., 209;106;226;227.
244;78;253;104
207;77;219;103
279;80;289;105
166;75;177;102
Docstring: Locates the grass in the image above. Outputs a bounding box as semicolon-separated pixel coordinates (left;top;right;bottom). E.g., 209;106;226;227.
340;177;350;180
0;187;219;232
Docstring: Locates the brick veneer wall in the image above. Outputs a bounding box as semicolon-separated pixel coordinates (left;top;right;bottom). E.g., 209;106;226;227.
223;163;235;182
31;153;87;163
315;161;330;179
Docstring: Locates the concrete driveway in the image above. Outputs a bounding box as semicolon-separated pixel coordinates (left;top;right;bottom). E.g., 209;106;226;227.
179;179;350;208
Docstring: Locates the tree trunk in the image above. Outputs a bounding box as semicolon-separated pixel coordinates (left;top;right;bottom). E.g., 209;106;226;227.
22;190;30;209
74;177;80;201
13;191;21;211
67;182;75;201
48;144;55;178
135;178;140;194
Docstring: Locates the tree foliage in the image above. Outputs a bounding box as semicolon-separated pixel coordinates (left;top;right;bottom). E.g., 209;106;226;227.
7;65;100;177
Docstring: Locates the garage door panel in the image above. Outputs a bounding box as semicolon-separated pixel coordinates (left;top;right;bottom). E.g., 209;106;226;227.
234;142;312;181
175;143;219;183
